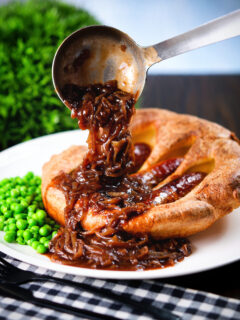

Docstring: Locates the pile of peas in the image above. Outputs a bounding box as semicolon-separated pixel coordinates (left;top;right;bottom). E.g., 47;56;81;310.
0;172;59;254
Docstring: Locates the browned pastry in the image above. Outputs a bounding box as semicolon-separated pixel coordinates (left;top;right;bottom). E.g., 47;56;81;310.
42;108;240;238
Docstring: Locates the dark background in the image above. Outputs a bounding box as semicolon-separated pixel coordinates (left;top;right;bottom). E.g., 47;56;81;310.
141;75;240;137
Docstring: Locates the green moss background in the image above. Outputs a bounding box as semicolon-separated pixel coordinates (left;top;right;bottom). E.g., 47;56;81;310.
0;0;99;150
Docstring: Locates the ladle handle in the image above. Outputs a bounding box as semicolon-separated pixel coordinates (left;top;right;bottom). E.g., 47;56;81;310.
150;9;240;62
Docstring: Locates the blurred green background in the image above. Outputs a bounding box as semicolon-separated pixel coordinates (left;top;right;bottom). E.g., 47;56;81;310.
0;0;99;150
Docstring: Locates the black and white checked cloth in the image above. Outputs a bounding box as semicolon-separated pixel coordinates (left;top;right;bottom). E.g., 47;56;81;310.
0;253;239;320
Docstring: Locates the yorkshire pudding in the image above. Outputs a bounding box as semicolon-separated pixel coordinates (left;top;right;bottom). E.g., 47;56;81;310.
42;108;240;238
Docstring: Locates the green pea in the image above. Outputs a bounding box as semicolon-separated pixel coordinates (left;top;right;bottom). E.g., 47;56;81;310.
10;189;20;197
4;231;16;243
35;176;41;183
17;178;25;186
20;200;28;209
14;204;24;214
25;172;34;180
1;204;9;214
31;201;38;207
6;198;13;205
35;188;41;195
17;230;24;237
7;218;16;224
36;244;47;254
26;238;33;246
39;225;51;236
28;218;38;227
14;177;21;184
31;238;37;244
10;203;18;212
0;216;5;223
36;209;46;221
38;219;45;227
25;196;32;204
52;231;58;238
31;225;39;234
39;236;47;244
28;205;36;212
3;225;9;232
9;224;17;232
31;240;39;250
34;195;42;202
23;230;32;241
28;186;36;195
0;178;8;186
20;186;27;196
14;177;20;183
0;222;4;231
3;211;12;219
27;212;34;218
16;237;25;245
31;213;37;220
28;179;37;186
44;240;50;248
5;183;12;190
16;219;28;230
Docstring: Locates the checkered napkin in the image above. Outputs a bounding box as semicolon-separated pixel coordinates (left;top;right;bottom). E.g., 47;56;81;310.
0;253;239;320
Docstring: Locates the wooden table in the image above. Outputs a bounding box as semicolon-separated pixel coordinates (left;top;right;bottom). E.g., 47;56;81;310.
141;75;240;299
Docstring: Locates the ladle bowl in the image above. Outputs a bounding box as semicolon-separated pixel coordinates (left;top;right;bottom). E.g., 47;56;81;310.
52;10;240;102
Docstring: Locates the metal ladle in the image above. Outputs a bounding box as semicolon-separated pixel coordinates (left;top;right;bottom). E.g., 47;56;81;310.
53;9;240;102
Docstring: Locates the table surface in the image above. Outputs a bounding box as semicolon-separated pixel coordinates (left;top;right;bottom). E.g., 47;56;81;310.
140;75;240;299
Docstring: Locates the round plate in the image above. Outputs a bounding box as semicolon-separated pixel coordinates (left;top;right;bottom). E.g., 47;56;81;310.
0;130;240;279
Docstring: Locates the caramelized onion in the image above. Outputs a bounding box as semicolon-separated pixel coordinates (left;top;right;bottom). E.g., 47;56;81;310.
48;81;199;270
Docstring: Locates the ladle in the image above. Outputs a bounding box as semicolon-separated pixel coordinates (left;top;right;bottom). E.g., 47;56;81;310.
52;9;240;102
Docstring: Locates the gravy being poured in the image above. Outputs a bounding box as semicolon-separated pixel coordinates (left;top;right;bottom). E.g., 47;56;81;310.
49;80;202;270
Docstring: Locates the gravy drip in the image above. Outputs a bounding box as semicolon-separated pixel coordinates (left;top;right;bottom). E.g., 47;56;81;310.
49;80;192;270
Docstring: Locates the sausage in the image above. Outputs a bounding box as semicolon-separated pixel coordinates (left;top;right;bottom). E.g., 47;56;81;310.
132;142;151;172
133;158;183;187
150;172;206;205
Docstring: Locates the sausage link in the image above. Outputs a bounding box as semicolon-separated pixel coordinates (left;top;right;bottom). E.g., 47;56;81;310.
150;172;206;205
132;158;183;188
132;143;151;172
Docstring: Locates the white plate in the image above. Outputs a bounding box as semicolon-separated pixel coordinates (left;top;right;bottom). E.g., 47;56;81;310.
0;130;240;279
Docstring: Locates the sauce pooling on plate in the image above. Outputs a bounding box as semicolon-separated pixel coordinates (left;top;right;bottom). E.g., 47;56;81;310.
48;80;199;270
